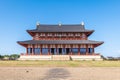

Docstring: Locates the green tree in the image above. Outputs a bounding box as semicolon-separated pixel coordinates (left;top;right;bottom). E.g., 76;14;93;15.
9;54;20;60
3;55;10;60
101;55;106;60
0;55;4;59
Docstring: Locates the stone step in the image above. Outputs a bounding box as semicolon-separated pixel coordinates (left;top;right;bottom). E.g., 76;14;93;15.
52;55;70;60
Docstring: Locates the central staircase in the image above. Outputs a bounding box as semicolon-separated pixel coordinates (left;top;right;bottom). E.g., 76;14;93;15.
52;55;70;60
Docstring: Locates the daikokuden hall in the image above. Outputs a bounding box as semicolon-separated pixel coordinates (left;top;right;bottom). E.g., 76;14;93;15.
17;22;104;60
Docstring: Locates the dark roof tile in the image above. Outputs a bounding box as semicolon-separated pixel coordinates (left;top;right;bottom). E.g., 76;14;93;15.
27;24;94;32
18;40;104;45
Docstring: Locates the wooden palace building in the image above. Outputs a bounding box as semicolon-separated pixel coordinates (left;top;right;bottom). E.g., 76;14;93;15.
17;22;104;60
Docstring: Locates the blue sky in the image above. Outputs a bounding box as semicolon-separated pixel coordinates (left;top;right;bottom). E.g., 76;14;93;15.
0;0;120;57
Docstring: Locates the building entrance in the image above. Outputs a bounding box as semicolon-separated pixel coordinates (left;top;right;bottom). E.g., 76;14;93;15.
66;48;70;55
51;48;55;55
58;48;62;55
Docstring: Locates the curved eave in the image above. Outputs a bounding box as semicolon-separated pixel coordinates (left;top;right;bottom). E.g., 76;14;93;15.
17;40;104;48
27;30;36;36
86;30;94;36
27;29;94;36
17;41;28;47
93;41;104;47
27;29;94;32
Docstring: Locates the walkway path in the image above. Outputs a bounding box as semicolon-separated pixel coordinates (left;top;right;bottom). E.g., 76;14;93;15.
0;67;120;80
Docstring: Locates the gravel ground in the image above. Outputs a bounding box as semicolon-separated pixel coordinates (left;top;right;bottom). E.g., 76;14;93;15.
0;67;120;80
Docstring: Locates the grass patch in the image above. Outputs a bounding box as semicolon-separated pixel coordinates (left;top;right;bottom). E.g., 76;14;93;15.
0;60;120;67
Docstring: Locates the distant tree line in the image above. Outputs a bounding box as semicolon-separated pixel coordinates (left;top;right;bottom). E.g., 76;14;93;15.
101;55;120;61
0;54;20;60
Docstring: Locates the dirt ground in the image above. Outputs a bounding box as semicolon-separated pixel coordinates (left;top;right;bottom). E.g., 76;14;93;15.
0;67;120;80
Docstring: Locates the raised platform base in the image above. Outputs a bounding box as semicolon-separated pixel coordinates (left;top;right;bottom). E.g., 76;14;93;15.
18;55;103;60
70;55;102;60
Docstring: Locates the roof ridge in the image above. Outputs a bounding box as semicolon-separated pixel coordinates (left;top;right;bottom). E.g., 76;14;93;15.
36;24;83;26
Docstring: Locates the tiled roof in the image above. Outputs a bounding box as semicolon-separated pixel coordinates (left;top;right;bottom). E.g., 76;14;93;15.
27;24;94;32
18;40;104;46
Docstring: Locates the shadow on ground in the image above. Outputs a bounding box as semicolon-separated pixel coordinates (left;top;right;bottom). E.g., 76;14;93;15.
41;68;70;80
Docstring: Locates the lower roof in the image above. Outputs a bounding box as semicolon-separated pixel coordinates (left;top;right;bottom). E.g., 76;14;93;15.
17;40;104;47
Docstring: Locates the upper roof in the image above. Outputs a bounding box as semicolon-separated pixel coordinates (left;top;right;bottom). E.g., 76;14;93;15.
27;24;94;36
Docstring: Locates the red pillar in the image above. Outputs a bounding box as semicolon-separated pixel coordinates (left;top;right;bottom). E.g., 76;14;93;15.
56;45;58;55
92;48;94;55
64;45;66;55
86;45;88;55
78;45;80;55
70;44;73;55
26;48;28;55
48;45;50;55
40;45;42;55
32;45;34;55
